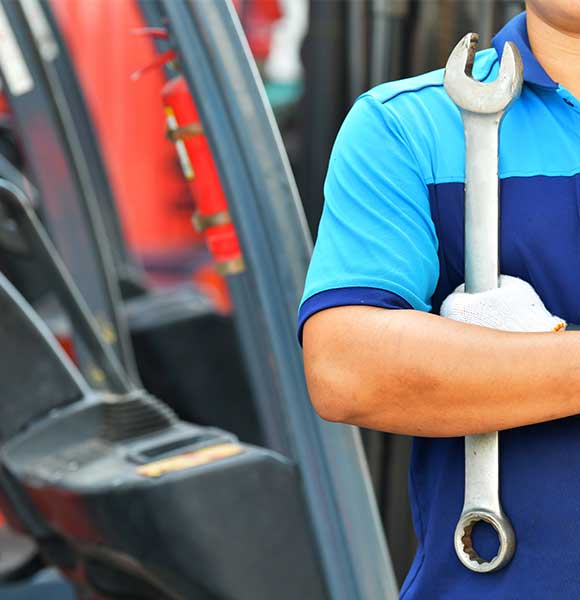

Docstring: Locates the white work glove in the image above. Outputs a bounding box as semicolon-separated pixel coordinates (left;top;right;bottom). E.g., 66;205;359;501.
440;275;566;333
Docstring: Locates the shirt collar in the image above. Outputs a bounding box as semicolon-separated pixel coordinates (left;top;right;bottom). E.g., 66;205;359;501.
492;11;558;89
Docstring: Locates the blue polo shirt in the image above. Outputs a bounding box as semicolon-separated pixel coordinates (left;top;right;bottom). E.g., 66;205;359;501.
299;12;580;599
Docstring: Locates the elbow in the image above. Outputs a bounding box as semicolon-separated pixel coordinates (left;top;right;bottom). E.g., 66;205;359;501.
308;384;356;424
303;352;357;425
302;317;361;424
303;352;369;425
306;367;400;431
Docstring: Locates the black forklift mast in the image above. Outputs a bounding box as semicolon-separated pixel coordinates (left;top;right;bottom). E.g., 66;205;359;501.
137;0;289;457
155;2;398;598
0;0;140;388
18;0;144;298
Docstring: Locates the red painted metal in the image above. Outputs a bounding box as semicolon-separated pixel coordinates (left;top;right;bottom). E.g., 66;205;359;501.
51;0;231;310
235;0;283;61
51;0;202;257
162;76;244;277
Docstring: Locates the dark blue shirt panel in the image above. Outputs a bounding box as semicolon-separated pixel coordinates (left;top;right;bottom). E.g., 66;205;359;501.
429;174;580;322
402;418;580;599
404;173;580;599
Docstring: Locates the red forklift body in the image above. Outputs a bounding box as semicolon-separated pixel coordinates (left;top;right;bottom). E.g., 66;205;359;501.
51;0;199;257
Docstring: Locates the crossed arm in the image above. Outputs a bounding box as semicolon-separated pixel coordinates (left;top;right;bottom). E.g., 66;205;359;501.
303;306;580;437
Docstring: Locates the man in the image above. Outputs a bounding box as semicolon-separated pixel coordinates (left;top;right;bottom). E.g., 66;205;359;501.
300;2;580;598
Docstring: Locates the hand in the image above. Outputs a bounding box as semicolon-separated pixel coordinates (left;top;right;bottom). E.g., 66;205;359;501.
440;275;566;333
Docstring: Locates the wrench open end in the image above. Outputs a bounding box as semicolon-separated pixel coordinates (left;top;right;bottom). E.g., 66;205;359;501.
497;42;524;100
444;34;523;115
449;32;479;78
454;509;516;574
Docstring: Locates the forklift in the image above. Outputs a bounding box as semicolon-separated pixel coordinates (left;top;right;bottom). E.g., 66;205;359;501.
0;1;397;598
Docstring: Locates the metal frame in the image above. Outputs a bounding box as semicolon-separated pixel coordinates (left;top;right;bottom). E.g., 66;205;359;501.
0;0;139;386
0;241;88;445
299;1;348;236
0;180;132;394
139;0;289;458
23;0;139;289
158;2;398;597
347;0;368;101
370;0;409;86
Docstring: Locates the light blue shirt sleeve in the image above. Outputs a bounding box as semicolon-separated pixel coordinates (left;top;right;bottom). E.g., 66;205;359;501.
299;93;440;325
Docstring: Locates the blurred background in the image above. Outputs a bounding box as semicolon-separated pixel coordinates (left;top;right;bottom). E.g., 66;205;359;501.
0;1;525;598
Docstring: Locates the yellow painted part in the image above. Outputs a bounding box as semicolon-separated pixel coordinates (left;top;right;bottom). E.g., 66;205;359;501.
137;443;244;478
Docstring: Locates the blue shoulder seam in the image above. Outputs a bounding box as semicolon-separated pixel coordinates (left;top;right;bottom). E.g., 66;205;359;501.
366;51;498;107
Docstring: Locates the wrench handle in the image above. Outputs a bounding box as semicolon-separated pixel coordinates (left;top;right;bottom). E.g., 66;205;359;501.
455;110;516;573
462;111;501;294
463;432;500;511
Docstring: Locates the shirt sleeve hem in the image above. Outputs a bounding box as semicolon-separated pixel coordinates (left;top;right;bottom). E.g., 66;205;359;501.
297;286;413;345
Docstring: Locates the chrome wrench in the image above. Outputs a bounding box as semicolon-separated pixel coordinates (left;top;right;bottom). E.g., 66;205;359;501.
443;33;523;573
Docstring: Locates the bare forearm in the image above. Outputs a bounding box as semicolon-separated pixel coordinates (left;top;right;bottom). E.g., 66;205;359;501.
303;306;580;437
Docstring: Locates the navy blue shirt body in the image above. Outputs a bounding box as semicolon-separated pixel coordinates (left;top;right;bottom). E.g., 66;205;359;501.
299;12;580;599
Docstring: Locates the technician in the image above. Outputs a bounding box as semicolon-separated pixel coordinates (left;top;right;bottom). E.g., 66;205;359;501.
300;3;580;598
